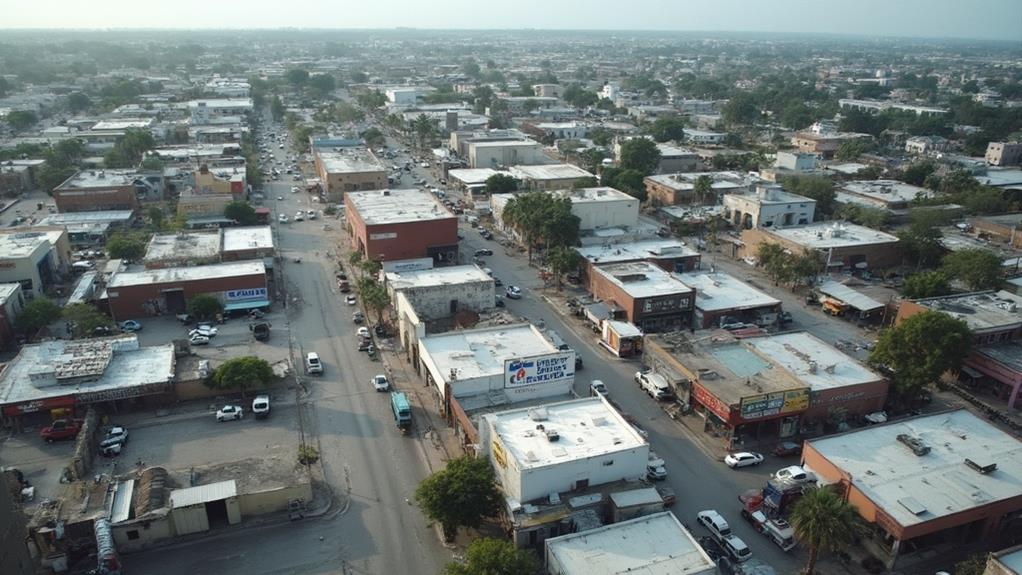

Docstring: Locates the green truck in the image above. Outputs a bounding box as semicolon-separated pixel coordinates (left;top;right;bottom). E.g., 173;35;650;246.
391;392;412;434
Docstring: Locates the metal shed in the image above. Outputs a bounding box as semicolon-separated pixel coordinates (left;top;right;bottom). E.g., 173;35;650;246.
169;479;241;535
818;280;884;313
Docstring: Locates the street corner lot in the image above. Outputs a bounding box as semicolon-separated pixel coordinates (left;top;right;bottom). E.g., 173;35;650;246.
133;311;292;360
121;394;303;476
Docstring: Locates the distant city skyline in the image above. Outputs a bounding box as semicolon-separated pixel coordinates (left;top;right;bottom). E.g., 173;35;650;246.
0;0;1020;42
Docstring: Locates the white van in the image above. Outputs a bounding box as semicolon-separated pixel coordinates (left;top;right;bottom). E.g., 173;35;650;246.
305;352;323;375
722;535;752;563
252;395;271;419
72;261;96;272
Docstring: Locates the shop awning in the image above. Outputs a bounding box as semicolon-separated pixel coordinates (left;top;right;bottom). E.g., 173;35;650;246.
224;299;271;311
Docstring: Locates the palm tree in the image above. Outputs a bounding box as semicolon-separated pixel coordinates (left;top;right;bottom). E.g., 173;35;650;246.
693;174;714;205
789;486;861;575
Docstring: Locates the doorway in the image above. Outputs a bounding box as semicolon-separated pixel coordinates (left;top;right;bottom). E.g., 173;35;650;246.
204;499;230;529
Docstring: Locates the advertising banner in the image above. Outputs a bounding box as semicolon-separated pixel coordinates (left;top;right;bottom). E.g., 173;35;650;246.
225;287;268;302
504;352;574;389
739;388;810;421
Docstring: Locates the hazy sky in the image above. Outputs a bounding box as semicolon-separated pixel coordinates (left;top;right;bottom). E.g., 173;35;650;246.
0;0;1019;42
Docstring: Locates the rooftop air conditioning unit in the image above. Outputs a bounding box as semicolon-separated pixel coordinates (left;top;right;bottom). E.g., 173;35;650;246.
897;434;931;456
544;429;560;442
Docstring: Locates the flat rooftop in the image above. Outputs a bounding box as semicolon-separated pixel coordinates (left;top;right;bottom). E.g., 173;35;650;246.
0;336;175;406
553;186;635;204
545;511;715;575
316;148;385;174
470;139;540;149
91;119;153;131
486;397;647;470
746;332;883;391
420;324;557;383
768;222;899;249
839;180;931;205
808;409;1022;529
727;185;815;205
108;260;265;288
645;170;759;192
657;143;699;157
448;168;503;185
144;231;221;263
594;261;694;299
57;170;138;190
993;545;1022;574
977;168;1022;189
647;331;807;406
37;210;134;225
222;226;274;252
0;283;21;304
347;189;453;226
0;229;65;259
386;264;492;291
910;290;1022;333
576;239;699;265
676;271;780;312
510;164;593;181
188;98;253;108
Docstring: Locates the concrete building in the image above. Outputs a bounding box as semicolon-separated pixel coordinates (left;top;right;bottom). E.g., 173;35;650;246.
722;184;816;229
0;335;175;427
986;142;1022;167
52;170;143;213
576;239;701;287
447;168;505;194
221;226;275;262
449;129;531;157
838;98;948;117
105;260;267;320
739;222;902;270
385;87;423;105
802;410;1022;569
791;131;872;159
970;214;1022;249
479;397;648;504
467;139;545;169
675;271;782;329
494;95;559;114
644;171;762;206
532;84;562;98
491;187;639;241
345;189;459;265
589;261;695;333
187;98;253;124
36;210;135;246
312;148;387;203
143;231;222;269
531;122;586;139
682;128;727;145
545;512;716;575
204;79;250;98
0;283;25;349
175;186;234;218
656;143;700;173
775;151;818;172
509;164;594;191
836;180;933;213
193;163;246;198
905;135;950;155
0;228;72;297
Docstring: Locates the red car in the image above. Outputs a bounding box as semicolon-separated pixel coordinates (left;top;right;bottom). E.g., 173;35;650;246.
40;419;82;442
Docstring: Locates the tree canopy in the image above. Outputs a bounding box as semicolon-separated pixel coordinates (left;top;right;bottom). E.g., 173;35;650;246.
484;173;518;194
224;201;258;225
207;356;274;398
901;271;950;300
15;298;62;335
105;233;146;261
617;138;661;175
443;538;539;575
187;294;224;320
868;310;971;398
780;175;835;219
502;191;580;262
414;455;501;540
63;303;113;339
941;248;1002;291
103;128;155;168
645;116;687;143
562;84;598;109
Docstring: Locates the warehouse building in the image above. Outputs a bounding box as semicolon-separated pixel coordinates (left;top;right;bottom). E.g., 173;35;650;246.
0;228;72;298
740;221;902;270
675;270;782;329
589;261;695;333
345;189;459;265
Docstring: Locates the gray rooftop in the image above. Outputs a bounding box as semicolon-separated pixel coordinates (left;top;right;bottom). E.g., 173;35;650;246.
222;226;274;252
419;324;557;383
386;265;492;291
576;239;699;264
768;222;899;249
676;271;780;312
509;164;593;181
108;260;265;288
316;148;385;174
808;410;1022;529
745;332;883;391
347;189;454;226
144;231;221;263
57;170;139;190
910;290;1022;333
0;229;66;259
594;261;694;299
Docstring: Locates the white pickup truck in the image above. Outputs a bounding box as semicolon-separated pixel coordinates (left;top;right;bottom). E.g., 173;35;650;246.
635;370;674;401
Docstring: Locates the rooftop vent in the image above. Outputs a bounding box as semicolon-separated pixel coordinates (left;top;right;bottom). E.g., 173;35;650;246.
545;429;560;442
381;190;390;196
528;407;549;422
897;434;931;456
964;458;997;474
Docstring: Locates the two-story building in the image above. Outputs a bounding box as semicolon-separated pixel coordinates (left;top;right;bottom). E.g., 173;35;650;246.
345;189;459;265
589;261;694;333
722;184;816;229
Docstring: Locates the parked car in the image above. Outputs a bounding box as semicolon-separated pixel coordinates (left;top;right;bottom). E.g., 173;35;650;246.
635;370;674;400
99;426;129;456
474;248;493;256
119;320;142;332
305;352;323;375
352;311;365;323
697;510;733;543
721;535;753;563
358;338;373;351
189;334;211;346
493;277;503;287
216;405;244;422
864;411;888;424
589;380;609;397
346;295;357;305
505;286;522;299
250;322;271;341
697;536;725;562
278;214;288;223
646;456;667;481
307;210;317;220
724;452;765;469
772;441;802;457
773;465;816;484
190;325;218;338
40;419;82;442
252;395;271;419
357;326;371;339
371;374;390;392
294;212;304;222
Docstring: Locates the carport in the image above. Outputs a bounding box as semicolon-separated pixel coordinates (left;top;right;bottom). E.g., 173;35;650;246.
169;480;241;535
818;280;885;319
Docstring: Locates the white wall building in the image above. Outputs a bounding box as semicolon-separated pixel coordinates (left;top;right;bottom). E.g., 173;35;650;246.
467;140;545;169
723;185;817;229
775;151;818;172
188;99;254;125
479;397;649;504
491;186;636;236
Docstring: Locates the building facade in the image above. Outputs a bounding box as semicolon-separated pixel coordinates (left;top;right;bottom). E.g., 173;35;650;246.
345;189;459;265
589;261;694;332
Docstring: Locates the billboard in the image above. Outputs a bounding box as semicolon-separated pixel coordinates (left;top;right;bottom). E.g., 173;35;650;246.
739;388;810;421
504;352;574;389
225;287;268;302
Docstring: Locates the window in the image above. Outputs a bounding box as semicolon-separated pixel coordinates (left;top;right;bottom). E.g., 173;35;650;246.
126;530;140;540
602;460;614;466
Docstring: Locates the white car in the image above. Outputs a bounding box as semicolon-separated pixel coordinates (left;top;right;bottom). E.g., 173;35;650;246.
294;212;304;222
291;186;300;193
278;214;289;223
99;426;129;456
371;374;390;392
119;320;143;332
346;295;357;305
307;210;317;220
357;326;371;339
773;465;816;484
216;405;244;422
697;510;733;543
505;286;522;299
724;452;765;469
189;334;211;346
189;326;218;338
590;380;609;397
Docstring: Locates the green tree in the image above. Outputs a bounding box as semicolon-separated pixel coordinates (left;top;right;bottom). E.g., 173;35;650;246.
361;127;385;148
187;294;224;320
835;139;875;161
414;455;501;541
140;156;164;172
902;271;951;299
562;84;598;109
461;60;481;79
838;204;889;229
334;101;365;124
618;138;661;175
15;298;62;335
308;73;336;94
63;303;113;339
756;242;792;285
285;68;310;87
693;175;714;205
587;127;613;147
570;177;599;189
104;128;155;168
953;554;989;575
721;92;759;126
781;175;836;219
270;96;285;122
898;209;948;268
66;92;92;113
105;233;146;261
645;116;687;143
411;114;436;150
443;538;539;575
578;148;608;172
147;207;164;230
941;248;1002;291
547;245;580;290
224;201;258;225
902;160;935;186
207;356;274;398
4;110;38;132
361;281;391;324
484;173;518;193
611;169;646;201
350;70;369;84
789;486;862;575
869;310;971;398
502;191;580;262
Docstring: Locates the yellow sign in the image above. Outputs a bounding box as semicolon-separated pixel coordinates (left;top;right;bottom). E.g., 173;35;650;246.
491;439;508;469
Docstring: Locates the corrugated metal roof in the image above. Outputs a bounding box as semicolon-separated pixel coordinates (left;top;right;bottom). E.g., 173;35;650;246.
169;480;237;508
818;280;884;312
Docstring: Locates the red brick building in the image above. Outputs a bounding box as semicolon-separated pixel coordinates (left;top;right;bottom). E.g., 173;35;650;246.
345;189;459;264
105;261;267;320
53;170;141;214
589;261;694;333
576;239;701;290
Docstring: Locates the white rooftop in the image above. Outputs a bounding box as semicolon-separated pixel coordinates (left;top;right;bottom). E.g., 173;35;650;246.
768;222;899;249
545;511;715;575
645;170;760;192
386;264;492;291
0;283;21;304
58;169;138;189
316;148;385;174
840;180;932;205
91;119;154;131
0;229;65;259
108;260;265;288
746;332;882;391
187;98;253;109
347;189;454;226
470;139;541;149
37;210;134;225
553;186;635;204
447;168;503;185
994;546;1022;574
576;239;699;264
510;164;593;181
808;409;1022;529
144;231;221;263
222;226;274;253
487;397;647;470
656;143;698;157
594;261;694;299
170;480;237;509
675;271;780;312
0;336;175;406
420;324;557;383
911;290;1022;333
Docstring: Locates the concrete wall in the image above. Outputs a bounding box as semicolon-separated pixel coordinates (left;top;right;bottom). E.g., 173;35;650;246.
111;512;173;553
237;480;312;516
107;271;267;321
348;210;459;264
739;228;902;270
395;280;495;321
803;380;890;423
572;198;639;231
53;186;138;213
468;143;544;169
